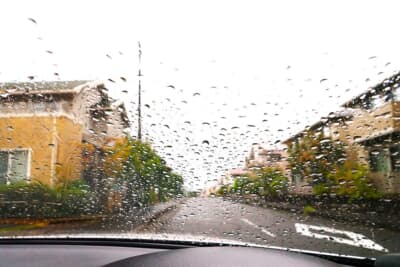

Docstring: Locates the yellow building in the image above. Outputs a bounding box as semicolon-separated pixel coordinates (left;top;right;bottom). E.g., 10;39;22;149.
0;81;129;186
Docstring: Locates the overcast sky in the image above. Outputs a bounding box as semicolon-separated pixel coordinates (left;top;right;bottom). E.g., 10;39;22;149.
1;0;400;189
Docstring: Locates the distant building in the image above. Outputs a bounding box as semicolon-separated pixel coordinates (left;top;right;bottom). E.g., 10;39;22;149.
202;168;248;196
205;146;288;196
228;168;247;178
245;145;288;171
220;168;247;186
0;81;129;186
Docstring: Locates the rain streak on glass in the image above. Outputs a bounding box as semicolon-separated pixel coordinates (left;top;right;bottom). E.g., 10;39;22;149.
0;0;399;260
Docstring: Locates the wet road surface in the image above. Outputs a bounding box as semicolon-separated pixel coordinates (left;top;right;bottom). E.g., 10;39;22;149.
1;197;398;258
136;197;400;258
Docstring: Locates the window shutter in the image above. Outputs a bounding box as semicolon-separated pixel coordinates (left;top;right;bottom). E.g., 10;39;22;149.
9;150;28;182
0;152;8;184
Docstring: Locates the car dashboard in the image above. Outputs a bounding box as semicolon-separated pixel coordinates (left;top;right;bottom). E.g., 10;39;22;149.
0;238;389;267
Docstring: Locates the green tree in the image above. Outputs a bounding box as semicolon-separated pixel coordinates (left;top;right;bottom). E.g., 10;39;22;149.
226;167;288;198
288;132;379;199
104;137;184;213
257;167;288;197
287;132;346;194
230;174;254;195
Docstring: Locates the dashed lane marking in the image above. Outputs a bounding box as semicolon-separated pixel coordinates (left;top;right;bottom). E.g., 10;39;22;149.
241;218;276;238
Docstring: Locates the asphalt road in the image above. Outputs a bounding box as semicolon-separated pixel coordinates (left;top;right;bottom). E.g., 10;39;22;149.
136;197;400;258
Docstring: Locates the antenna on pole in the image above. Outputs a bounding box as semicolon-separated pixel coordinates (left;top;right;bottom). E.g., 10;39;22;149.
137;41;142;141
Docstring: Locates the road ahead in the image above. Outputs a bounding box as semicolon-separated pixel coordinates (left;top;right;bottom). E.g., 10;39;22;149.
136;197;400;258
2;197;398;258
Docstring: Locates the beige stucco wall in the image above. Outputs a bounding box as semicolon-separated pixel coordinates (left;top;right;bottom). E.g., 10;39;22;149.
369;172;400;194
330;103;400;193
344;103;394;142
106;108;126;138
392;101;400;130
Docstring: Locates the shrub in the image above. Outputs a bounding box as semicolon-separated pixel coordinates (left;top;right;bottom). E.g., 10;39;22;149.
303;205;316;215
216;185;229;196
226;168;288;198
312;183;330;195
258;167;289;197
0;180;99;219
328;161;381;201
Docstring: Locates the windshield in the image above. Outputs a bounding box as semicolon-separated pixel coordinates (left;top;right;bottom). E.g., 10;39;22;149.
0;0;399;259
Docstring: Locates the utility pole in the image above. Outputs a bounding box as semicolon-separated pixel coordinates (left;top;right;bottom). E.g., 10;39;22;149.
137;41;142;141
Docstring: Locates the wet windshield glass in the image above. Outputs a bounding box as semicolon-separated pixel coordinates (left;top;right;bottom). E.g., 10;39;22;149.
0;0;399;258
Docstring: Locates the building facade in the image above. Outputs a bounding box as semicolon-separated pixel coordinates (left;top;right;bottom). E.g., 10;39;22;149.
0;81;129;186
283;109;354;195
284;72;400;194
335;73;400;194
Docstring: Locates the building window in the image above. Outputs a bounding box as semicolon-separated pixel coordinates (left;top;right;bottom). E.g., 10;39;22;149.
393;86;400;101
370;96;385;110
369;149;391;174
390;145;400;172
332;130;340;139
33;101;47;112
0;149;30;184
269;153;282;162
384;91;394;102
363;99;374;110
290;170;303;184
322;126;330;137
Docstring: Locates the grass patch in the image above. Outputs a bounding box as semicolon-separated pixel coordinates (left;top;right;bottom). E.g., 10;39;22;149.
0;223;47;234
303;205;316;216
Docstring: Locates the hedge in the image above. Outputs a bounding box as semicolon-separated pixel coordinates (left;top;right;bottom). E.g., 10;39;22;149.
0;180;101;219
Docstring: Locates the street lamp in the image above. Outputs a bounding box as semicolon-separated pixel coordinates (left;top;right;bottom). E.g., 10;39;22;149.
138;41;142;141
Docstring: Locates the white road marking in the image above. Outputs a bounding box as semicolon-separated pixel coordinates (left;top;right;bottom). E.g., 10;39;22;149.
295;223;388;252
241;218;276;238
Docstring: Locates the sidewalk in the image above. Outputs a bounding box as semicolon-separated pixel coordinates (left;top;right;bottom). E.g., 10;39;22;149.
0;199;182;236
101;199;182;232
133;200;180;230
0;215;106;225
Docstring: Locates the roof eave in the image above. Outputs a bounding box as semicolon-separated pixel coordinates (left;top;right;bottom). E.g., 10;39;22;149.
341;71;400;107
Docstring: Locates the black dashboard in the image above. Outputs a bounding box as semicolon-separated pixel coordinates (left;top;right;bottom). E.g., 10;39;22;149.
0;244;349;267
0;244;164;267
0;239;381;267
2;238;399;267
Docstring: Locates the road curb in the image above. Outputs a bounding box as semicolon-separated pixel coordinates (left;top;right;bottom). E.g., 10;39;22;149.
132;199;182;232
0;215;106;225
141;200;179;223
